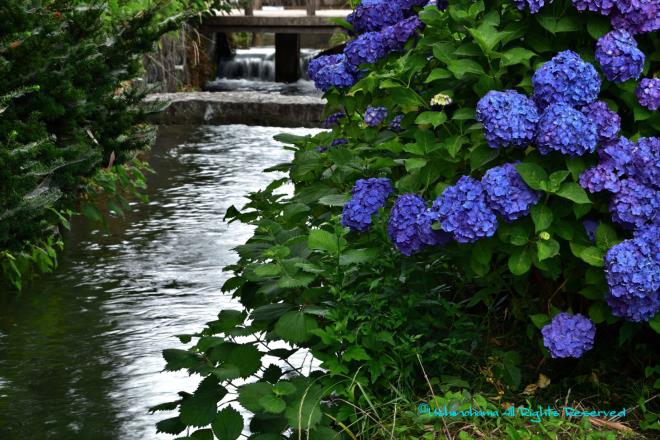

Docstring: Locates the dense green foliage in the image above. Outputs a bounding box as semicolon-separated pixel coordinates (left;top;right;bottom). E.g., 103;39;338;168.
158;0;658;438
0;0;227;290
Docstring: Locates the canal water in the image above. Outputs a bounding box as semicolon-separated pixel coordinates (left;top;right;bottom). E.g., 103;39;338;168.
0;125;320;439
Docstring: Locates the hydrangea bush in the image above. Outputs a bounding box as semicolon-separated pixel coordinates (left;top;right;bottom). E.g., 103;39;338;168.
157;0;659;437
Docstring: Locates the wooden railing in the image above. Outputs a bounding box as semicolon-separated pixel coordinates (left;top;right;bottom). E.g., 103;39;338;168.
245;0;320;16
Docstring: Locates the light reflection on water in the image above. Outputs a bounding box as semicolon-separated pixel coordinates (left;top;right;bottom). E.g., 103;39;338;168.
0;125;320;439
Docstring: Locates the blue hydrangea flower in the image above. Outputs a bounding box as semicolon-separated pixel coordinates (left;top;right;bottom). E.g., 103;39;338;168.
583;219;599;242
609;178;659;229
598;137;635;175
315;146;327;153
323;112;345;128
579;163;622;193
605;229;660;322
380;16;424;52
344;31;388;68
513;0;551;13
637;78;660;111
347;0;406;34
416;209;451;246
532;50;601;108
541;313;596;359
610;0;659;35
387;194;431;255
341;178;393;232
481;163;541;221
536;103;598;156
595;30;645;83
580;101;621;143
309;55;357;92
389;114;405;132
476;90;540;148
571;0;616;14
629;137;659;190
307;54;343;80
364;106;388;126
331;138;349;146
430;176;498;243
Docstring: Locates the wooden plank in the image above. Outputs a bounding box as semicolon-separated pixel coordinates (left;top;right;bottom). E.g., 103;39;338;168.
275;33;300;82
202;14;344;34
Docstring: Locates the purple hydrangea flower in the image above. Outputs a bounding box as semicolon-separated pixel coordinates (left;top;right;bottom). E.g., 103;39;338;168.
323;112;345;128
315;146;327;153
331;138;349;146
583;219;599;242
598;137;635;175
389;114;405;132
541;313;596;359
341;178;393;232
481;163;541;221
536;103;598;156
637;78;660;110
364;106;388;126
605;228;660;322
344;31;388;68
579;163;622;193
571;0;616;14
595;30;645;83
309;55;357;92
580;101;621;143
430;176;498;243
629;137;659;189
610;0;659;35
609;178;659;229
513;0;551;13
532;50;601;108
347;0;406;34
436;0;449;9
416;209;451;246
380;16;423;52
388;194;432;255
476;90;540;148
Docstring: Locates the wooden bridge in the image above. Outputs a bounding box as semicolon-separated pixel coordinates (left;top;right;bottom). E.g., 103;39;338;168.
200;2;351;82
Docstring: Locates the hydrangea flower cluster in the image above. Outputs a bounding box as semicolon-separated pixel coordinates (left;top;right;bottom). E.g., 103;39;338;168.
347;0;405;34
568;0;658;34
536;103;598;156
609;178;659;230
389;114;405;132
532;50;601;108
364;106;388;126
476;90;540;148
323;112;345;128
541;313;596;358
481;164;541;222
430;176;498;243
309;0;423;92
513;0;550;14
604;227;660;321
580;101;620;143
637;78;660;111
308;54;358;92
595;30;645;83
629;137;659;189
387;194;432;255
341;178;393;232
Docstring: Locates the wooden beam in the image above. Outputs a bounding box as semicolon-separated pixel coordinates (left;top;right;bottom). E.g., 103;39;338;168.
306;0;318;16
275;33;300;83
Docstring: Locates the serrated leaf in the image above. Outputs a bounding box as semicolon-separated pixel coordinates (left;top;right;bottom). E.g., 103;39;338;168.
515;163;548;191
556;182;591;204
595;224;618;251
508;248;532;275
156;416;186;435
238;382;273;412
446;59;485;79
530;205;553;232
500;47;536;67
308;229;339;254
343;345;371;361
530;314;550;329
229;344;263;378
589;302;610;324
212;406;244;440
180;377;228;427
650;314;660;334
258;394;286;414
317;194;350;206
580;246;605;267
415;111;447;127
254;263;281;278
339;248;378;265
274;311;318;344
537;239;560;261
273;382;297;396
425;68;452;82
251;303;295;322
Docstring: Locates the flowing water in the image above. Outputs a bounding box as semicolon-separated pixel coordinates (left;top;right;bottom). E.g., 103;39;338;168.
0;124;320;440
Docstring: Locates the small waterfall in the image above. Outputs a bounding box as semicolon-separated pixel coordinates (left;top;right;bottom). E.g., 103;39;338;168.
217;48;318;82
